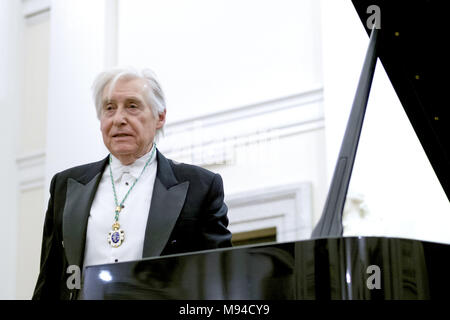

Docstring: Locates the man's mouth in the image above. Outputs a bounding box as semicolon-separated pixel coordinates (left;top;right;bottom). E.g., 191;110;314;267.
113;133;132;137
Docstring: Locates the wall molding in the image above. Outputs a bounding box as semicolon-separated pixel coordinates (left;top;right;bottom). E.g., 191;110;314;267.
22;0;50;18
165;87;323;132
16;150;46;192
158;88;324;167
225;182;313;242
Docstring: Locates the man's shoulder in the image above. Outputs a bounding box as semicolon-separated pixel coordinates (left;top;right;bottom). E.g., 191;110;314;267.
167;158;219;184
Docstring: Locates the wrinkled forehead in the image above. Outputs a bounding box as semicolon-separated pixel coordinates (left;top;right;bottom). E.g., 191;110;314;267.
102;76;150;102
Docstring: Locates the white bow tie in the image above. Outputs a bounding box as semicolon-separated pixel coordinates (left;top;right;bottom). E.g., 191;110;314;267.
111;165;139;182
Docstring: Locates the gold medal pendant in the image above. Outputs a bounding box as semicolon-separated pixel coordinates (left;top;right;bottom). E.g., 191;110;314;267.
108;221;125;248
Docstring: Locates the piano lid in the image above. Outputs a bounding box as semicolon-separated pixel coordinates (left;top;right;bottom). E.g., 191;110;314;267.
352;0;450;201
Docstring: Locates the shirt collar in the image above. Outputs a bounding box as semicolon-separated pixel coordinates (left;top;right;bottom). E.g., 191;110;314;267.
109;147;157;182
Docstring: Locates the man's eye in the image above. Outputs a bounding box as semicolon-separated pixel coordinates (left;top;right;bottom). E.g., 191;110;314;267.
129;104;138;108
105;104;114;110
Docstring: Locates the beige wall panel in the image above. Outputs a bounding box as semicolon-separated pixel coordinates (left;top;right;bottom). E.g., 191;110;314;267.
16;187;46;299
16;13;50;299
20;16;49;154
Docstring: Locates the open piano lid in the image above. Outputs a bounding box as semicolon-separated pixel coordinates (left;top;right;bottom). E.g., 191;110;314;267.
352;0;449;200
312;0;449;238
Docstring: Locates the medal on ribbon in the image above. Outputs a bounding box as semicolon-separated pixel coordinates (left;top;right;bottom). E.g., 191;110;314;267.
107;144;156;248
108;220;125;247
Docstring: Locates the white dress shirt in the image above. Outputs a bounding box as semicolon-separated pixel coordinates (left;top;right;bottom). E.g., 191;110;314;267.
83;149;157;268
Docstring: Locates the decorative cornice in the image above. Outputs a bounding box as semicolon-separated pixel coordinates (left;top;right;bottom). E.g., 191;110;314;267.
164;87;323;133
225;182;313;241
158;88;324;166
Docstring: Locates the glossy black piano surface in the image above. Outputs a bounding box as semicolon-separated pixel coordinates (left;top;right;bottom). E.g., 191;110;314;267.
82;237;450;300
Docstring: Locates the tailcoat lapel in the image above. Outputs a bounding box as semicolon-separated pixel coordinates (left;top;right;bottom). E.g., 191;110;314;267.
62;158;107;268
142;151;189;258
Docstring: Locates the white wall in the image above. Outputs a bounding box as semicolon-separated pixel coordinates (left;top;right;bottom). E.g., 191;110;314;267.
0;0;23;299
45;0;110;192
117;0;323;122
15;8;51;299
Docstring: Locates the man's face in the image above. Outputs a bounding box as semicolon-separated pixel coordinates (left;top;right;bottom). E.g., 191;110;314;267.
100;77;165;165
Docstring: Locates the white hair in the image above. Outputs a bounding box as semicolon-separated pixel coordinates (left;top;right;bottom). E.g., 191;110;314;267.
92;66;166;140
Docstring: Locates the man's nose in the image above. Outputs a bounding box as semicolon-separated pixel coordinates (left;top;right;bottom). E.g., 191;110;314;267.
112;107;127;125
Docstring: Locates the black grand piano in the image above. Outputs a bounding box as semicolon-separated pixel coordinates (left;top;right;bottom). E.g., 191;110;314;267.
81;0;450;300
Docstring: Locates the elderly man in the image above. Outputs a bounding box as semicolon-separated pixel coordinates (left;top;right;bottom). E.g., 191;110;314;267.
32;67;232;300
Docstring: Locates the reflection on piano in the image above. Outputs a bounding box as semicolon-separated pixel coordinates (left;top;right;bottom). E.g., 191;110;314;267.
81;1;450;300
82;237;449;299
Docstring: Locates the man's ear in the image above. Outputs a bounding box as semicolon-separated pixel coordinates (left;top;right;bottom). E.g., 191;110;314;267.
157;109;166;129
